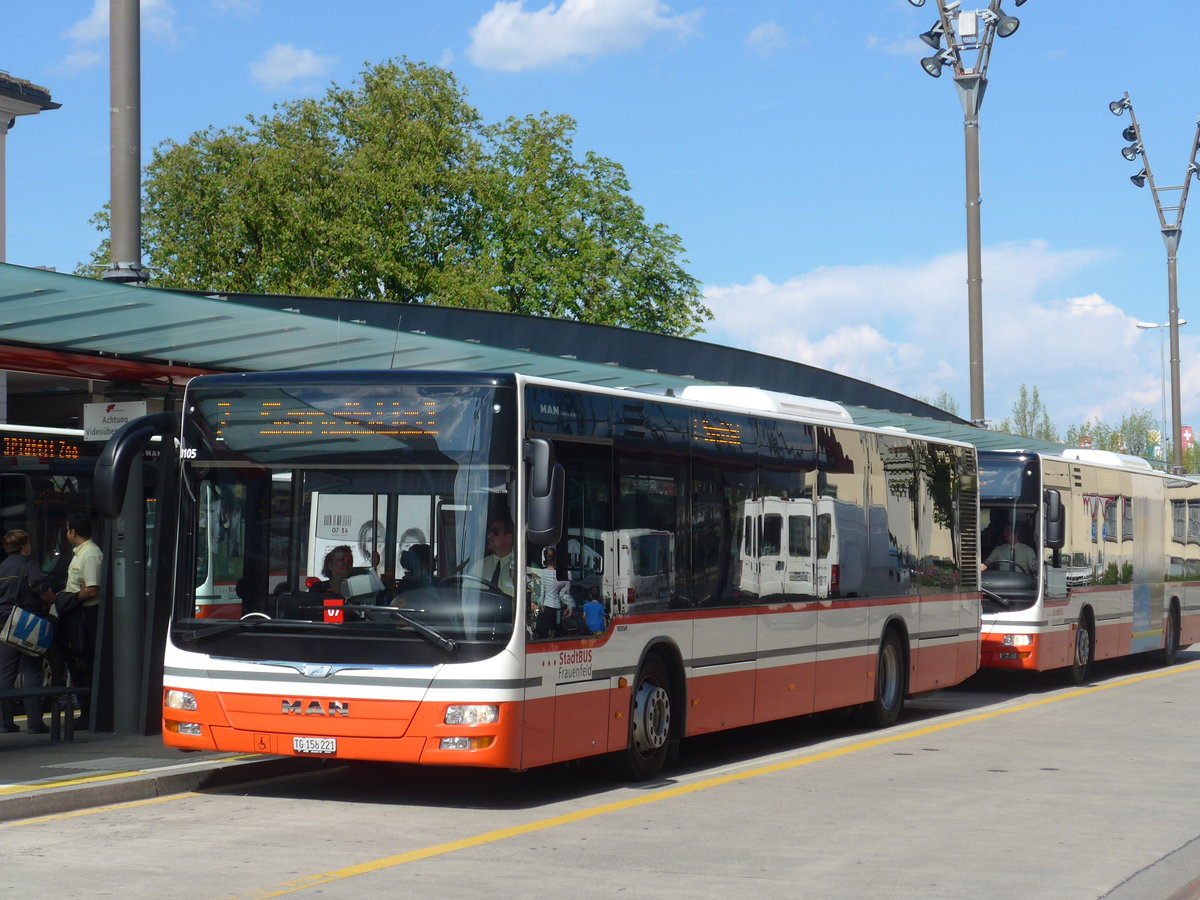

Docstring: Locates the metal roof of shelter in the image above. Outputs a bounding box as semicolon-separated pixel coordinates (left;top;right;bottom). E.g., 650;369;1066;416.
195;286;968;424
0;262;708;391
0;261;1069;456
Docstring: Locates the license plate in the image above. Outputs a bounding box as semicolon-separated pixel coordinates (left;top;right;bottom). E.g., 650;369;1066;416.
293;736;337;755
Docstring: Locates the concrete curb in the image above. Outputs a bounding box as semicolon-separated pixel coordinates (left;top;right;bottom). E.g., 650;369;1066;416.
0;755;320;823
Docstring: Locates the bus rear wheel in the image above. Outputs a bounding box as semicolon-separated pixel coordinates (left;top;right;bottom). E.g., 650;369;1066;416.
865;629;905;728
621;654;673;780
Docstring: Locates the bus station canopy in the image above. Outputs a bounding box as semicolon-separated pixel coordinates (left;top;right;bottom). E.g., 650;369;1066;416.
0;261;1065;455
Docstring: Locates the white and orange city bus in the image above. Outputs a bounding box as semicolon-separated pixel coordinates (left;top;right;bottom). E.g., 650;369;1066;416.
979;448;1200;682
99;371;982;778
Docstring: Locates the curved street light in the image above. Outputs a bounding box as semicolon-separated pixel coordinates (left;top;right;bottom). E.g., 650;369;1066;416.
1113;92;1200;472
911;0;1034;427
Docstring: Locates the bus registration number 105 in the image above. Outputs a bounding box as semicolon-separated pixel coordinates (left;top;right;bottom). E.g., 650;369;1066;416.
293;736;337;755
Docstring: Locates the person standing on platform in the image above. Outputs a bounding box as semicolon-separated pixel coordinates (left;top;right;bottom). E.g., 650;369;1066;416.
0;529;53;733
57;513;102;730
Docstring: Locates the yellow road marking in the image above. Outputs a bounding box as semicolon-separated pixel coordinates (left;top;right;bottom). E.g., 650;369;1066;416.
0;763;347;829
0;771;145;796
2;792;199;825
230;660;1200;898
0;753;259;797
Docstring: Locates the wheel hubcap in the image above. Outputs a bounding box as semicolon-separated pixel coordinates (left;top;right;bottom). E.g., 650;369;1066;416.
632;681;670;754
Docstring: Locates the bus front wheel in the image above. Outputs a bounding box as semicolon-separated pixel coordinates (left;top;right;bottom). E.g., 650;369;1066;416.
622;654;673;780
1159;603;1181;666
1067;614;1093;684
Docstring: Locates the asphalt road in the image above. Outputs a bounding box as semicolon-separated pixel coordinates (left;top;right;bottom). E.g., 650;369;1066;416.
3;650;1199;899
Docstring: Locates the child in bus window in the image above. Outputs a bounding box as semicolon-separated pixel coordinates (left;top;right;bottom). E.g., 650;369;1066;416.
582;586;606;635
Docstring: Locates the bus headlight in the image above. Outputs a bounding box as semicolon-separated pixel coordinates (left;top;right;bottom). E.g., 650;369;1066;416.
165;690;198;711
439;736;496;750
165;721;203;736
444;704;499;725
1001;634;1032;647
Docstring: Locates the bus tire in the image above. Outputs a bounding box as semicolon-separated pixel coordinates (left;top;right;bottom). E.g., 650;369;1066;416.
1158;602;1181;666
1067;611;1093;685
621;653;673;780
865;628;905;728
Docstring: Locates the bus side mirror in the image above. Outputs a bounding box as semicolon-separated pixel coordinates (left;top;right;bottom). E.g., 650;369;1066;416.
524;438;564;547
1044;488;1064;551
94;412;179;519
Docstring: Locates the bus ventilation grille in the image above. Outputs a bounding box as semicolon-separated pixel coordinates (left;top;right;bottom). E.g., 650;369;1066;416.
960;457;980;592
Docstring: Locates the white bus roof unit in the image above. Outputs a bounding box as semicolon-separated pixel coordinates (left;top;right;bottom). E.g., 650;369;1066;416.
1059;448;1155;471
678;385;854;424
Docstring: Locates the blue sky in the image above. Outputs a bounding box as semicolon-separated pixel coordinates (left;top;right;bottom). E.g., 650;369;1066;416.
4;0;1200;436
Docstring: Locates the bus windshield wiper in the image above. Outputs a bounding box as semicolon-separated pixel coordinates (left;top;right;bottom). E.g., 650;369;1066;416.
355;605;458;653
176;617;265;642
981;587;1011;608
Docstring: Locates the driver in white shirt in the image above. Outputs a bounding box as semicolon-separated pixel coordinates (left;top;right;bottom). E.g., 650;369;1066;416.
985;524;1037;573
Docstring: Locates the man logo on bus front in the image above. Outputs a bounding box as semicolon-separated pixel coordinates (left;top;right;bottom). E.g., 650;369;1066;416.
282;699;350;716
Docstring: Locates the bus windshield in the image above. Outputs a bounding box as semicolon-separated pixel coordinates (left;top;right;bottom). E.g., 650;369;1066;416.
978;452;1042;612
173;378;518;664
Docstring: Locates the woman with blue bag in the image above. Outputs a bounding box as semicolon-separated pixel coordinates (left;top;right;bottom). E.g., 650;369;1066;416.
0;529;55;733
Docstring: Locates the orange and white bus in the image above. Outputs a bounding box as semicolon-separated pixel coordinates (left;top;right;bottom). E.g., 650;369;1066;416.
979;448;1200;682
101;372;981;778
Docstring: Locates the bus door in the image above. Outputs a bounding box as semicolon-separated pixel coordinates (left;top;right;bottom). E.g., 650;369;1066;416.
536;440;615;765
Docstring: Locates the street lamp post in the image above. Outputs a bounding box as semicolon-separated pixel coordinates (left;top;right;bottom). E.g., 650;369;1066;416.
1137;320;1188;463
911;0;1031;428
1111;93;1200;473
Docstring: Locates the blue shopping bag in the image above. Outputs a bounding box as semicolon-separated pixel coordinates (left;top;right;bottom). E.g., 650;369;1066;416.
1;607;55;656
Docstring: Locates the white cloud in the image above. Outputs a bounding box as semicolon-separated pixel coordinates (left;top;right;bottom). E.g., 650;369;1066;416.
468;0;700;72
700;242;1198;430
59;0;177;72
249;44;337;91
866;34;926;57
214;0;260;14
746;22;787;56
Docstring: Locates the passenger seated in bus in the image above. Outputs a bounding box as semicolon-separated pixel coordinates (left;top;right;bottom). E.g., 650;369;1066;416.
980;511;1010;561
308;545;354;597
984;524;1036;574
395;544;433;595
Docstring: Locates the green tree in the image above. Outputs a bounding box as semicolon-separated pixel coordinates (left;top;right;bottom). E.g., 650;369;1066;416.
472;113;706;334
1183;441;1200;473
78;59;710;337
914;391;960;417
997;384;1059;442
1064;408;1156;458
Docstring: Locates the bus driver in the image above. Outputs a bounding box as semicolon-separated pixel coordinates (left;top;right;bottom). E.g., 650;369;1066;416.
985;524;1037;574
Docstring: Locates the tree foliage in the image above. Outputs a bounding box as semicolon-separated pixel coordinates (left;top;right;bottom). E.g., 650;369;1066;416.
80;59;710;337
1064;409;1158;458
914;391;960;418
997;384;1059;442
